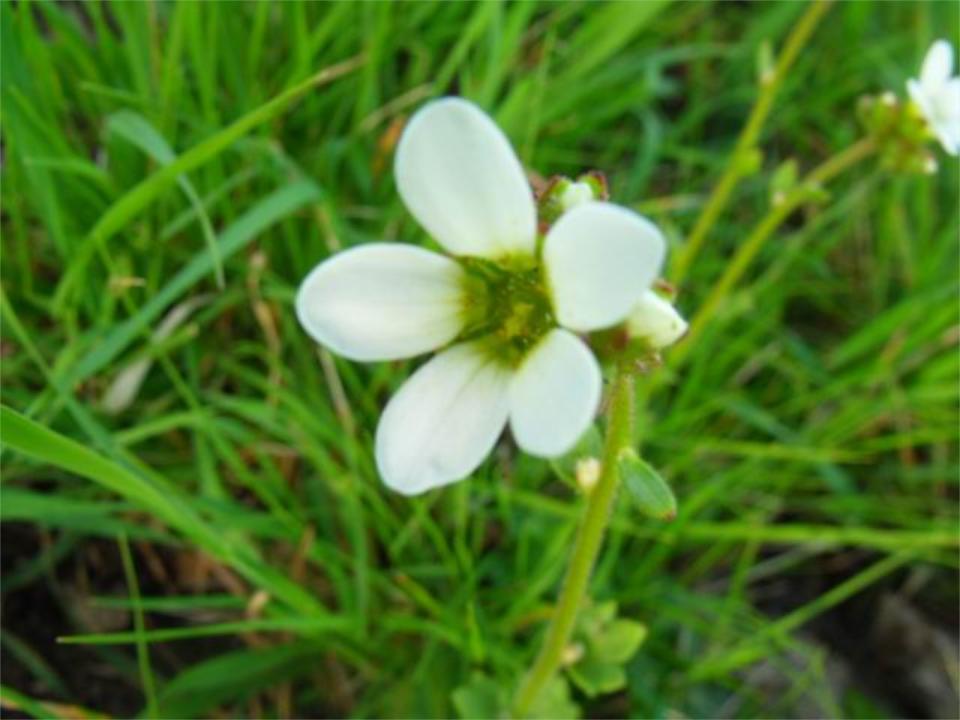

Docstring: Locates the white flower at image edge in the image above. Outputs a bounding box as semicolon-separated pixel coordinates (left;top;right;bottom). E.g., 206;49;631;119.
907;39;960;156
296;98;666;495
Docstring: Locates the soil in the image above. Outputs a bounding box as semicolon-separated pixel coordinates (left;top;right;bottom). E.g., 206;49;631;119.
3;525;957;718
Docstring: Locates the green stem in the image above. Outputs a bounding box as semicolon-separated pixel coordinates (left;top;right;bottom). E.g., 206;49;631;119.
512;364;636;718
804;135;876;186
671;0;834;286
669;136;876;370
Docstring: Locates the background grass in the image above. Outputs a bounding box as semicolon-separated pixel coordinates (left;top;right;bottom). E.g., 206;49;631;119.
2;1;958;718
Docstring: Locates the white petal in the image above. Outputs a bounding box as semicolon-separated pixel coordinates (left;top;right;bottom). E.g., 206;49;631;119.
933;125;960;156
933;124;960;156
920;40;954;93
544;202;666;332
509;329;601;457
933;78;960;155
626;291;689;349
907;78;935;121
296;244;466;362
394;97;536;258
375;343;510;495
942;78;960;121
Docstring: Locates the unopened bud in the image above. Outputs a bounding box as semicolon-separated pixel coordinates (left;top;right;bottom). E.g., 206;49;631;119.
561;642;585;666
881;91;898;107
757;40;775;86
618;449;677;521
626;291;688;349
575;457;601;493
560;181;595;212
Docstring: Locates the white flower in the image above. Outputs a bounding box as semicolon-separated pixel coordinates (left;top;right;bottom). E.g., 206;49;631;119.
626;291;688;349
907;40;960;156
296;98;666;495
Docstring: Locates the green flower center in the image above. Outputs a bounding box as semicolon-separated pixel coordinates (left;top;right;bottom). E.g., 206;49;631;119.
458;256;555;367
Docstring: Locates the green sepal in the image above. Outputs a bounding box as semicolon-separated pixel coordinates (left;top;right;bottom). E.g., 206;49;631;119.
618;449;677;520
577;170;609;201
536;175;574;228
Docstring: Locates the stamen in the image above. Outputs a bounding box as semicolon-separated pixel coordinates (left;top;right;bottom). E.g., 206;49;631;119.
457;256;556;366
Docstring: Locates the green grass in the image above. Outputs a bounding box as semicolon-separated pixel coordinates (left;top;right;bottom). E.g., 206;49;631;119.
2;1;958;718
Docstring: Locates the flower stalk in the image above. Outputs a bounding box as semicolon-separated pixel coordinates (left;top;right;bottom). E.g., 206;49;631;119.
512;363;637;718
671;0;834;285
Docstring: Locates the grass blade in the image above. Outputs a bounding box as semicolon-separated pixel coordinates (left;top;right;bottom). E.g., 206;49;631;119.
53;54;362;310
107;110;224;288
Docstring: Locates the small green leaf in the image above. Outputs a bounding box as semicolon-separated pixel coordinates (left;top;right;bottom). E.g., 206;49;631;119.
527;675;579;720
578;600;618;635
452;673;505;719
590;619;647;664
619;450;678;520
568;658;626;697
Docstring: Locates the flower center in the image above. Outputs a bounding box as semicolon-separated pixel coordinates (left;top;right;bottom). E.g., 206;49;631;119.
458;256;555;367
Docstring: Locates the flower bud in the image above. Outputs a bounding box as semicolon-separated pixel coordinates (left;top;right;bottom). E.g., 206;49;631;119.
618;449;677;521
561;642;585;666
576;457;601;493
560;181;595;212
626;290;688;349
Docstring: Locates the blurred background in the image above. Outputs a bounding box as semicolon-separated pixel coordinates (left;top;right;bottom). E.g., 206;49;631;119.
1;1;958;718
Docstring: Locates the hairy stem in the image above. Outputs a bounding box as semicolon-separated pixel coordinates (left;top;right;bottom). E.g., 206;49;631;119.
512;364;636;718
671;0;834;285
